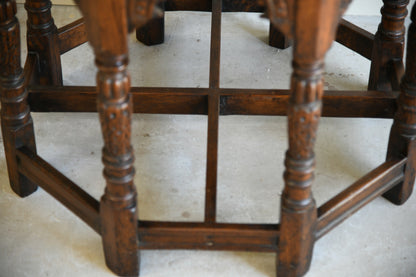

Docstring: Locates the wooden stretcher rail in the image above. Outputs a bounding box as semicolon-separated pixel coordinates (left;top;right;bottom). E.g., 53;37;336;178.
221;89;398;118
57;19;88;55
23;54;37;87
16;147;101;234
336;19;375;60
316;158;407;240
27;86;398;118
204;0;222;224
138;221;279;252
28;86;209;113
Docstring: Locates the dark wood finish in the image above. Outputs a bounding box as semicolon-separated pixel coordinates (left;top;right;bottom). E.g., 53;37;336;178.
221;89;398;118
136;2;165;46
27;86;398;118
57;18;87;54
384;5;416;205
28;86;210;114
267;1;350;275
369;0;409;91
163;0;263;12
0;0;37;197
16;147;101;233
204;0;222;224
136;0;274;49
138;221;279;252
25;0;62;85
77;0;140;275
205;87;220;223
164;0;211;11
135;0;389;54
336;19;374;59
269;23;291;49
23;53;37;88
4;0;416;276
390;59;406;90
316;158;406;239
221;0;264;12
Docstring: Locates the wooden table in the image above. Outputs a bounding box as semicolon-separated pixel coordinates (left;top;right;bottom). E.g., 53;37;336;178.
0;0;414;276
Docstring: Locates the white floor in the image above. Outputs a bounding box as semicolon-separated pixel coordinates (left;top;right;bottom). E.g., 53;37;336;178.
1;5;416;277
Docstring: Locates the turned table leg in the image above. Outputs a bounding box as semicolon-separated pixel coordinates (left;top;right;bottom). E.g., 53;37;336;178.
77;0;139;275
0;0;37;197
97;57;138;276
267;1;351;276
384;4;416;205
368;0;409;91
278;59;321;276
25;0;62;85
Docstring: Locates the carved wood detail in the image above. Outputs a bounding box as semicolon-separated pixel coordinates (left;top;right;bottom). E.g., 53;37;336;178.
3;1;415;276
77;0;139;275
385;4;416;205
369;0;409;91
0;0;37;197
275;1;352;275
25;0;62;85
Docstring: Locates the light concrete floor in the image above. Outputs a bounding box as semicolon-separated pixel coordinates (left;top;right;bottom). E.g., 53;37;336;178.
1;4;416;277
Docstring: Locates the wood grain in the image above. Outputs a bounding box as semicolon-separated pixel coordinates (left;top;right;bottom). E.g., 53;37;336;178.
17;147;101;233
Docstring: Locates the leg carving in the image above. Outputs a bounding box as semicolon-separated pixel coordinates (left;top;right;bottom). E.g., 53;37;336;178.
77;0;139;275
25;0;62;85
0;0;37;197
369;0;409;91
266;1;352;275
97;57;138;276
278;60;322;277
384;4;416;205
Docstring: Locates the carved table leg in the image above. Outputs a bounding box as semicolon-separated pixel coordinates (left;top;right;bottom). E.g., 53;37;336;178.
277;57;321;277
268;1;350;276
368;0;409;91
384;4;416;205
136;1;165;46
25;0;62;85
0;0;37;197
98;63;138;276
77;0;139;275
